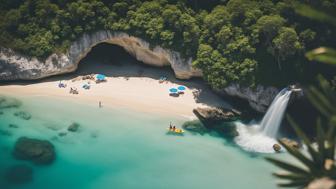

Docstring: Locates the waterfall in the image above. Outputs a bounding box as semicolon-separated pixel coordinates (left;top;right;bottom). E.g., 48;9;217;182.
234;88;292;153
260;88;292;138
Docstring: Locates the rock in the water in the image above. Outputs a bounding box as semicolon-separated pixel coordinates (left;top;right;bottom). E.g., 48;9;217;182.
279;138;300;149
0;96;22;109
67;122;80;132
90;131;99;138
193;107;240;126
58;132;67;137
4;164;33;184
182;120;208;135
9;124;19;128
0;129;12;136
13;137;55;165
273;144;281;152
14;111;31;120
0;111;3;115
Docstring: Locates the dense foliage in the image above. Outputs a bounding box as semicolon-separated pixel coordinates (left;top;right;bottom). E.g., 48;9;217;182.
0;0;335;89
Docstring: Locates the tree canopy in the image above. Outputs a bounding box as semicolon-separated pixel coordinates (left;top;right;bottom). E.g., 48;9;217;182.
0;0;335;89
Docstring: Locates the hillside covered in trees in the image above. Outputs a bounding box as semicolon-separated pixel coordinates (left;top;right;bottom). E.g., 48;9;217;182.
0;0;335;89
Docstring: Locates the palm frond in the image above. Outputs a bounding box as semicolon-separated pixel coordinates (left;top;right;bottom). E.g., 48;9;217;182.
265;157;310;175
306;47;336;65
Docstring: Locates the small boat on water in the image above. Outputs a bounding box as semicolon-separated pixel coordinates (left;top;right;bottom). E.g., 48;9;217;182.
167;127;184;135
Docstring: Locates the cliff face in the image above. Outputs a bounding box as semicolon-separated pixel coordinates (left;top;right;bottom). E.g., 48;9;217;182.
0;31;201;81
0;30;278;112
218;84;279;113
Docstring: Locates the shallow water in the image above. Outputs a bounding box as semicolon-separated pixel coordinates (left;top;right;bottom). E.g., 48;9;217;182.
0;94;285;189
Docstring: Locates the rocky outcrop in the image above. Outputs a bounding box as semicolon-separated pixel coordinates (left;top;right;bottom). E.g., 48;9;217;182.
13;137;55;165
67;122;80;132
218;83;279;113
193;107;241;125
279;138;300;149
273;144;281;152
182;120;208;135
0;31;202;80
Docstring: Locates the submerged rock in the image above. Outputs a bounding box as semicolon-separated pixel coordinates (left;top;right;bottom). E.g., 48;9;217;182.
14;111;31;120
0;129;12;136
279;138;300;149
0;111;3;115
0;96;22;109
13;137;55;165
44;123;62;131
273;144;281;152
67;122;80;132
90;131;99;138
193;107;240;125
182;120;208;135
58;132;67;137
4;164;33;184
9;124;19;128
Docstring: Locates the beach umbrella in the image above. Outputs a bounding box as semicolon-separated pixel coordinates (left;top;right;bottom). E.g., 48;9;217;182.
169;88;178;93
96;74;106;81
177;86;186;91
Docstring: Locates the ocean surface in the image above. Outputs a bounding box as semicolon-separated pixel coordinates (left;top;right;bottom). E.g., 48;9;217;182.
0;94;285;189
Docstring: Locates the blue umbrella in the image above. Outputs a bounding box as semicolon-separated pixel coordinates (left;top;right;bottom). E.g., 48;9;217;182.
96;74;106;81
177;86;186;91
169;88;178;93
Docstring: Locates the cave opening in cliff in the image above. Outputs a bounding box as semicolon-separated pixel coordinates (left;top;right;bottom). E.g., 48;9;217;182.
76;42;175;79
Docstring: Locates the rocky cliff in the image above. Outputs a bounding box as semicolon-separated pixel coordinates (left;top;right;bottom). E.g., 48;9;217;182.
0;31;201;81
0;31;279;112
217;84;279;113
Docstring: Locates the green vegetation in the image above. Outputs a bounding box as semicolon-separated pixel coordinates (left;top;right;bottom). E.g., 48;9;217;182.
266;8;336;188
0;0;335;89
266;76;336;187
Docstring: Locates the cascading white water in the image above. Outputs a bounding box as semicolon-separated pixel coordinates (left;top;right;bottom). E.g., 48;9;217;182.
260;88;292;138
234;88;292;153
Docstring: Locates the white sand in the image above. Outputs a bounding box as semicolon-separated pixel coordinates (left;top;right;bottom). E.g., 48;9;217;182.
0;60;230;118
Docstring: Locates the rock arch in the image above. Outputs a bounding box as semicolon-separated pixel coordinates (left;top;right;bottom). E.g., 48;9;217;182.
0;31;202;81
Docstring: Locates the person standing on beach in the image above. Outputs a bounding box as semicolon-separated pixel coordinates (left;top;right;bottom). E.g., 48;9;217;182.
99;101;102;108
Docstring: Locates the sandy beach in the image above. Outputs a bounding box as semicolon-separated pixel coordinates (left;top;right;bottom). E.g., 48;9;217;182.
0;53;230;118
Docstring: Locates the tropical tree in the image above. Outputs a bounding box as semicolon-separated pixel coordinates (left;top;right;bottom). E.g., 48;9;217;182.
266;76;336;188
266;5;336;188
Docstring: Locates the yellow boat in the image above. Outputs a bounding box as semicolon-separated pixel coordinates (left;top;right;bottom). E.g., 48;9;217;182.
167;128;184;134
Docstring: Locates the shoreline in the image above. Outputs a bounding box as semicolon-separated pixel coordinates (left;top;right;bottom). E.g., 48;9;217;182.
0;75;230;119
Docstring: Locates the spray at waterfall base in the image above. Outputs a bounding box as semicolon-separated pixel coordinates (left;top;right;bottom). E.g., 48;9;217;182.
234;88;294;153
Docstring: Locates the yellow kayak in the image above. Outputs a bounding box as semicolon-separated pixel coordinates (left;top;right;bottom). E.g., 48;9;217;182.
167;128;184;134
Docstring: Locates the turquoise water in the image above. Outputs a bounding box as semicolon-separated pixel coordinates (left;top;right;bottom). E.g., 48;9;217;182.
0;94;284;189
